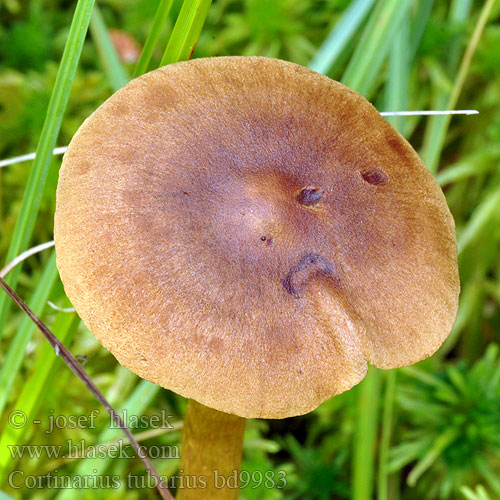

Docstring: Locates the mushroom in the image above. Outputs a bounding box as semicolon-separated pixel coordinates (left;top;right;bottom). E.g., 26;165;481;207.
54;56;459;498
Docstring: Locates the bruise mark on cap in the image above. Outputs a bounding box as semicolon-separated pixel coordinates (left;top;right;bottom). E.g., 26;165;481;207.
282;252;336;298
361;167;388;186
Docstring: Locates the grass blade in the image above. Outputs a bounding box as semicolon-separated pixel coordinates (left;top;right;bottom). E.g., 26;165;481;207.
440;279;483;357
384;22;410;134
407;427;459;486
90;5;129;91
54;380;161;500
408;0;435;62
436;149;500;186
133;0;174;77
341;0;412;97
378;370;397;500
160;0;212;65
458;188;500;256
0;0;96;340
352;367;382;500
308;0;376;75
0;309;80;484
421;0;494;172
0;251;59;417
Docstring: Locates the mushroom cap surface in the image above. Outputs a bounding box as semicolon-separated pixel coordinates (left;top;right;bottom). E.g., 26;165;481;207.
54;56;459;419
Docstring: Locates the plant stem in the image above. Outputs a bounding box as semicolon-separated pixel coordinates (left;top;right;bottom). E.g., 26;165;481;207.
377;370;397;500
352;367;382;500
177;399;246;500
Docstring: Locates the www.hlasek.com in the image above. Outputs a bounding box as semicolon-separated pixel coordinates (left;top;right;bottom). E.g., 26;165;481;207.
9;439;179;460
8;469;288;490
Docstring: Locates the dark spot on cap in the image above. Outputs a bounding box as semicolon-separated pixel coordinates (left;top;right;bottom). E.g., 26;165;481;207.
361;167;388;186
261;235;267;241
296;187;324;206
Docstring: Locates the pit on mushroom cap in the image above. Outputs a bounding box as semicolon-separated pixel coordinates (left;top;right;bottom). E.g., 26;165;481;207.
54;56;459;419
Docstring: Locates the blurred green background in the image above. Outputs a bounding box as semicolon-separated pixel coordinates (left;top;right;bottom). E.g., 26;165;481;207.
1;0;500;499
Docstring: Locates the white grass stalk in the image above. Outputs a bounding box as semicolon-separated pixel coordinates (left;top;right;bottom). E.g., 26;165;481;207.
0;241;55;278
0;146;68;168
380;110;478;116
47;301;76;313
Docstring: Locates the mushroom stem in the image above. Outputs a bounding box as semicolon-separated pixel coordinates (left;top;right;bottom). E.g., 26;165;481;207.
177;399;246;499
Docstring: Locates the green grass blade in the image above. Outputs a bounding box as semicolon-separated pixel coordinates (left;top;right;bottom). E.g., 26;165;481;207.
458;188;500;256
476;460;500;497
384;23;410;134
352;367;382;500
0;309;80;484
104;365;138;407
448;0;474;71
308;0;376;75
54;380;160;500
160;0;212;65
436;148;500;186
0;251;59;418
90;5;129;91
377;370;397;500
341;0;412;97
407;427;459;486
133;0;174;77
461;485;492;500
408;0;435;62
421;0;494;172
0;0;96;340
440;279;483;357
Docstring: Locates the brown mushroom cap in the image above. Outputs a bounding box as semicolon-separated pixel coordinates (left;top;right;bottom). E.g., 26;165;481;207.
54;56;459;419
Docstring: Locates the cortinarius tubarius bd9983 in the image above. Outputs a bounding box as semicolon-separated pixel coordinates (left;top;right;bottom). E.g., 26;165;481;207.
54;56;459;499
